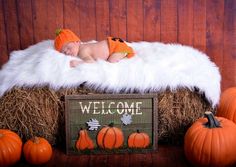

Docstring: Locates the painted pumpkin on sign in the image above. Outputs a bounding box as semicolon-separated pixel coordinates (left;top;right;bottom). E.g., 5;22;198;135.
184;112;236;167
76;129;94;150
128;130;150;148
23;137;52;165
217;87;236;123
0;129;22;167
97;123;124;149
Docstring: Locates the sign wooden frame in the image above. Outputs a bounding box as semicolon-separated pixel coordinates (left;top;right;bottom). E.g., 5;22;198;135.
65;94;158;155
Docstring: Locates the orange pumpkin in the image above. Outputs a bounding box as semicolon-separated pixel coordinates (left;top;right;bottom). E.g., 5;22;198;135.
217;87;236;123
23;137;52;165
128;130;150;148
184;112;236;167
0;129;22;166
54;28;80;51
97;123;124;149
76;129;94;150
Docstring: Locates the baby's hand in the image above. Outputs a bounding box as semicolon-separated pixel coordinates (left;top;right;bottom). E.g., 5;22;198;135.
70;60;84;67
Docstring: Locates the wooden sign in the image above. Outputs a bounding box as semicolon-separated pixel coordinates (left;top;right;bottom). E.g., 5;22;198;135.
65;94;158;155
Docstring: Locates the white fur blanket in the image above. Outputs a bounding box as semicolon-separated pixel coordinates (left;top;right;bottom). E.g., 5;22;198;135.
0;40;221;107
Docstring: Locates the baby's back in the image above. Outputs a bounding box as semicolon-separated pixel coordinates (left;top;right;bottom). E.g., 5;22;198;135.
89;40;110;61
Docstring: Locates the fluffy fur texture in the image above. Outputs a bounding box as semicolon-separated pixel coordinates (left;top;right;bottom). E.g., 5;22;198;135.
0;40;221;106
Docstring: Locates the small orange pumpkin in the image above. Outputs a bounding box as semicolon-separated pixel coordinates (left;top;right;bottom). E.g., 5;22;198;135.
76;128;94;150
217;87;236;123
128;130;150;148
23;137;52;165
97;123;124;149
0;129;22;166
184;112;236;167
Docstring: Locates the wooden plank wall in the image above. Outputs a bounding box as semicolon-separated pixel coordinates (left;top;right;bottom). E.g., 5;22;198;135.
0;0;235;91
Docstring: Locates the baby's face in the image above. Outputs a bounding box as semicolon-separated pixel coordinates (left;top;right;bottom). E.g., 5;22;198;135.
61;42;79;56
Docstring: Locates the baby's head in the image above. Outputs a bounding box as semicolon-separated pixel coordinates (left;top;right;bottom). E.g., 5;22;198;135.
54;29;81;56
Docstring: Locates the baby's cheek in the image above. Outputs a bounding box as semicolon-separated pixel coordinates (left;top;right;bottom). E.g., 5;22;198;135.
73;48;78;56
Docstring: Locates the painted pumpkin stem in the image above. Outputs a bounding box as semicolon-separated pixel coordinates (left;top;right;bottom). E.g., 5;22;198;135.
204;111;221;128
108;122;114;127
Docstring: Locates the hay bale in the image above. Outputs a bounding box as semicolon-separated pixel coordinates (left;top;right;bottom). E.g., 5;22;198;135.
0;86;214;145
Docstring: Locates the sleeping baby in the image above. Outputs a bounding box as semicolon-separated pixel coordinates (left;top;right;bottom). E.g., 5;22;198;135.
54;29;135;67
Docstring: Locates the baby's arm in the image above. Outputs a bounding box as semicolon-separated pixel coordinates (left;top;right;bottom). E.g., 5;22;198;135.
70;52;95;68
70;60;84;67
107;53;127;63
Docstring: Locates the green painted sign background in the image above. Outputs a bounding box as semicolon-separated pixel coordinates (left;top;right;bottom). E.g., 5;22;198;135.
65;94;158;154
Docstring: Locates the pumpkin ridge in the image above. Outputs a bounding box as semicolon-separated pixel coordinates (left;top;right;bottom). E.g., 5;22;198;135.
133;133;138;147
36;144;41;164
0;141;8;164
140;133;146;147
111;127;117;148
186;123;206;162
97;127;108;148
7;135;22;146
102;127;110;149
31;144;38;164
193;127;208;164
223;96;236;118
213;126;222;164
7;138;21;157
128;134;135;147
227;99;236;121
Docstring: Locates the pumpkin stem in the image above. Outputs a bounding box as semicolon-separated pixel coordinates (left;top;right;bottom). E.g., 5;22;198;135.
32;136;40;144
136;130;140;133
204;111;221;128
108;123;114;127
55;28;62;36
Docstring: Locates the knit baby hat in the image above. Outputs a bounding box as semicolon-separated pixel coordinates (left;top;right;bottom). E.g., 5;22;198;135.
54;28;81;51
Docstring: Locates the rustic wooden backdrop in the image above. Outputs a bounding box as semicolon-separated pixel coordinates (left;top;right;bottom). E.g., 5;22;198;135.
0;0;235;91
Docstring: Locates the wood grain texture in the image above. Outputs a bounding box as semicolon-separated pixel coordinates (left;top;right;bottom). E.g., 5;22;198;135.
107;153;130;167
47;0;63;39
143;0;161;41
127;0;144;41
109;0;127;40
177;0;193;46
222;0;236;90
64;0;80;37
14;145;196;167
96;0;110;40
3;0;20;52
0;0;8;67
193;0;206;52
32;0;48;42
17;0;34;49
79;0;96;41
206;0;224;71
160;0;178;43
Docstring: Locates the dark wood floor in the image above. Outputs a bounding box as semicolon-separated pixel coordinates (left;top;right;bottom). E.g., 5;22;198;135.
15;145;191;167
14;144;236;167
